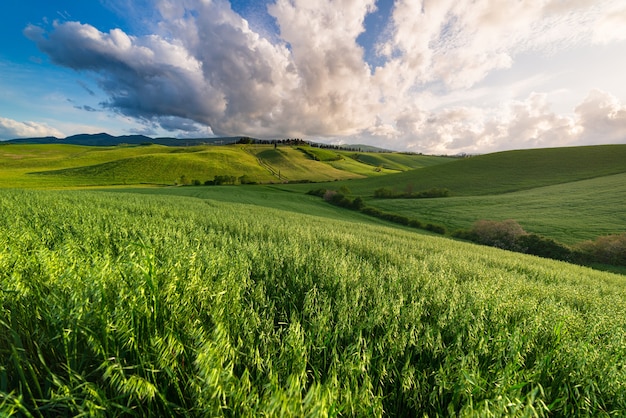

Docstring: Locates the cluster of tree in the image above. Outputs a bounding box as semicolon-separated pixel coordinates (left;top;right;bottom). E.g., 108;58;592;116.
236;137;371;153
308;188;447;235
453;219;626;267
374;187;450;199
177;174;257;186
237;137;308;146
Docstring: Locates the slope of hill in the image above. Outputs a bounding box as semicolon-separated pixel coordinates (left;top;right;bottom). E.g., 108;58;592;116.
339;144;626;197
2;188;626;415
4;133;241;146
0;143;451;188
369;172;626;245
342;151;456;171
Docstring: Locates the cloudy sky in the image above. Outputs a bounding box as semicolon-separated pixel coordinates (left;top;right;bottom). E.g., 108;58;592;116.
1;0;626;154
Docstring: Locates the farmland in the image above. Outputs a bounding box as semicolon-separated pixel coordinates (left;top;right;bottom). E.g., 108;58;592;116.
1;142;626;415
2;189;626;416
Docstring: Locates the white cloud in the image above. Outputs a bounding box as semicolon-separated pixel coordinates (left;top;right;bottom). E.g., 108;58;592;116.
23;0;626;153
576;89;626;144
0;116;64;140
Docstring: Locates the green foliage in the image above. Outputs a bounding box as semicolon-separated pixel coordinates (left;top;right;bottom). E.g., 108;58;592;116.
516;233;573;261
306;188;327;197
213;175;237;185
2;189;626;416
238;174;256;185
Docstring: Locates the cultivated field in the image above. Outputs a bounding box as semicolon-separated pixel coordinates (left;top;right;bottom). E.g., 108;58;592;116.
1;189;625;416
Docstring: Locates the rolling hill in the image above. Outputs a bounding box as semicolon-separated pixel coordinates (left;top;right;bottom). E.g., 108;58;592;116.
334;144;626;197
0;142;450;188
2;141;626;415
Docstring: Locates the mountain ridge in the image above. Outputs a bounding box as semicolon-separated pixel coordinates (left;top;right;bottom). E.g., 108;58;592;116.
3;133;242;147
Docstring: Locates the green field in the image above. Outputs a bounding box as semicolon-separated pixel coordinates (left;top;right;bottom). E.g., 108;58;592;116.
337;144;626;197
2;142;626;415
367;172;626;245
341;151;455;171
276;144;626;247
0;143;448;188
2;189;626;416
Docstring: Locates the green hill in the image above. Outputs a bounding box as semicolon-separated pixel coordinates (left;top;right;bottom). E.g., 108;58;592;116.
0;143;450;188
342;151;456;171
2;188;626;416
369;172;626;245
273;144;626;247
339;144;626;197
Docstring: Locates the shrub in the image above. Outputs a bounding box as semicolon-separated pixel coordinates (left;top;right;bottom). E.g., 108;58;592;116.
323;190;338;202
408;219;423;229
374;188;397;198
425;223;447;235
307;188;327;197
576;233;626;266
351;197;365;211
361;207;383;217
239;175;256;185
470;219;527;251
516;233;572;261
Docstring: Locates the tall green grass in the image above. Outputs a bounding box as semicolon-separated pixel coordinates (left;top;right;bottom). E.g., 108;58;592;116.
1;189;626;416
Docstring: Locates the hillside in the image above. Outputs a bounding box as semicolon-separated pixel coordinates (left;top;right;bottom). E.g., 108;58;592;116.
2;188;626;415
4;132;241;146
271;144;626;250
336;144;626;197
0;143;449;188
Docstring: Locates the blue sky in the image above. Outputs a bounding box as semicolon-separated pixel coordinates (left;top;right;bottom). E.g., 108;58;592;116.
1;0;626;154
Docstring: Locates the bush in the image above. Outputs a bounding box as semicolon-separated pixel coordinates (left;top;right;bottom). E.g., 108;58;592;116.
408;219;422;229
239;175;256;185
361;207;383;217
374;188;397;198
351;197;365;211
576;233;626;266
516;233;572;261
307;188;327;197
425;223;447;235
470;219;527;251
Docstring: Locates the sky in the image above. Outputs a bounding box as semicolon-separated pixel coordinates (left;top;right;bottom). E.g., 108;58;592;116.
1;0;626;154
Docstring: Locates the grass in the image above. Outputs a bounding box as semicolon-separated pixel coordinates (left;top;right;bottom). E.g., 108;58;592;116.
246;146;364;182
338;144;626;197
2;188;626;416
367;172;626;245
2;144;450;188
110;184;402;227
33;150;277;186
341;151;456;171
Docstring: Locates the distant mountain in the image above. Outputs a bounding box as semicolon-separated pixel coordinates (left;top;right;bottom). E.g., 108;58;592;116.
4;133;242;147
